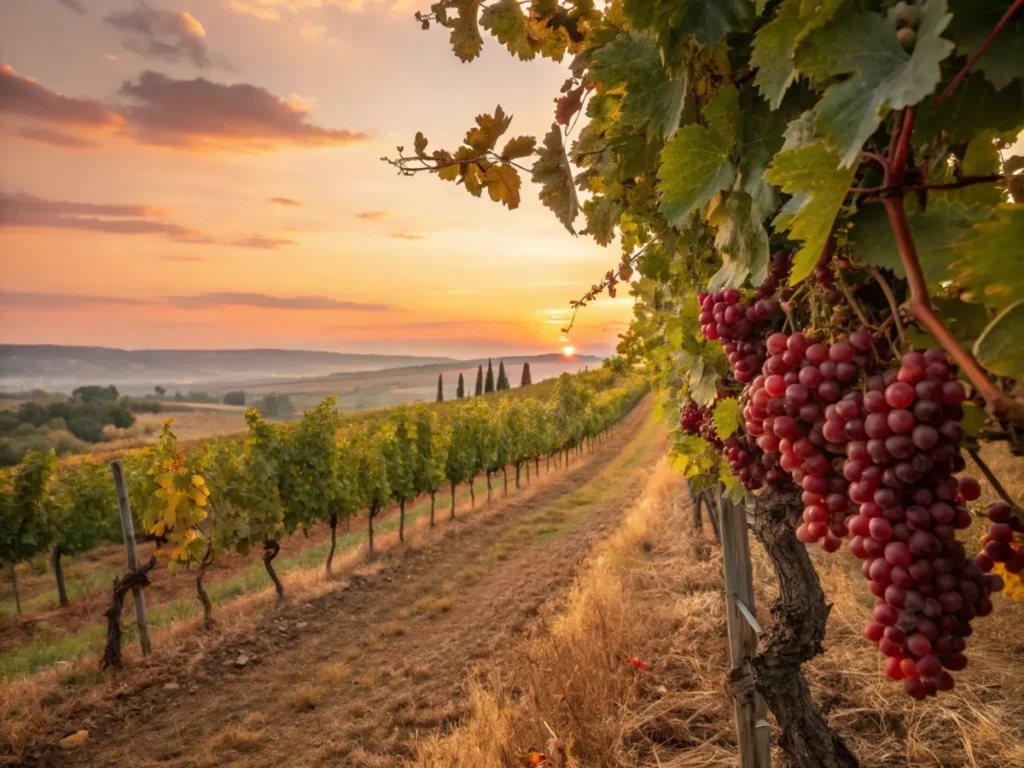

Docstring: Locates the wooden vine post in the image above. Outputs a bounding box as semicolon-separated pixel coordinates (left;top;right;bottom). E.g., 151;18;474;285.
716;488;770;768
109;460;152;658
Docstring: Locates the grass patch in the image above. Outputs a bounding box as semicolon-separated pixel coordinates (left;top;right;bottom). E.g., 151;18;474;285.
285;683;323;712
415;595;455;614
321;661;352;683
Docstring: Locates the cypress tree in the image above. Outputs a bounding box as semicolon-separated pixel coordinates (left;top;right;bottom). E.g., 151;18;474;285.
485;359;495;393
437;373;444;402
520;362;532;386
496;361;509;390
456;373;465;399
475;364;484;396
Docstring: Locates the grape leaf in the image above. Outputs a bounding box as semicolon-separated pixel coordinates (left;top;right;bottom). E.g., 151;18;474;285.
764;141;858;283
658;86;739;226
736;89;793;220
974;300;1024;380
751;0;846;109
708;191;770;291
795;0;955;167
687;355;719;406
948;0;1024;91
465;105;513;152
623;0;754;46
850;198;988;286
532;124;579;234
484;163;521;208
481;0;534;61
915;74;1024;143
940;131;1002;208
581;195;621;246
951;204;1024;310
449;0;484;62
589;31;687;141
501;135;536;160
712;397;741;439
960;401;988;438
414;132;429;157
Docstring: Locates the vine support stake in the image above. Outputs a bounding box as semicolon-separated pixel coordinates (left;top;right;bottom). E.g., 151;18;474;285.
717;487;771;768
110;459;151;659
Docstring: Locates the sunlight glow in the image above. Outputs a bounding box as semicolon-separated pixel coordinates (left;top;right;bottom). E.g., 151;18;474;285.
562;345;576;357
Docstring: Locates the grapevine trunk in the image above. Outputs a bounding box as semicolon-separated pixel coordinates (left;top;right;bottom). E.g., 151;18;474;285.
102;556;155;670
399;499;406;543
52;545;68;608
263;539;284;600
326;512;338;575
197;544;213;629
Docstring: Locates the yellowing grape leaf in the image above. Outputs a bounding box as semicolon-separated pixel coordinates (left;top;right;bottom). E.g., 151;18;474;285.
658;86;739;226
481;0;534;60
501;135;536;160
764;141;858;283
795;0;955;167
974;300;1024;380
449;0;484;62
712;397;741;439
952;204;1024;309
465;105;513;152
582;195;621;246
532;124;579;234
484;163;522;208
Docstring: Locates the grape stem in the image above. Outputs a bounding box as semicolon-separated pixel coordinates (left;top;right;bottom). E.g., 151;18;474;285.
850;174;1009;196
867;267;906;349
881;107;1024;427
836;275;872;329
932;0;1024;109
967;447;1023;513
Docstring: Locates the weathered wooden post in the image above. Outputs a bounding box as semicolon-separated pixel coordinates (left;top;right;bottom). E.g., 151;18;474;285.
110;460;151;658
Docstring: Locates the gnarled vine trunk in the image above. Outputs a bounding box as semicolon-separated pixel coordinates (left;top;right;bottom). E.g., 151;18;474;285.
197;544;213;629
102;556;156;669
52;545;69;607
367;502;378;559
502;467;508;495
326;512;339;575
747;486;858;768
399;498;407;543
263;539;284;600
450;481;457;520
8;563;20;615
486;471;493;502
429;491;437;527
469;478;476;508
515;464;521;489
535;456;540;476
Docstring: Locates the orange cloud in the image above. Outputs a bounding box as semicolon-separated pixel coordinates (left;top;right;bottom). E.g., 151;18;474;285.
389;231;425;240
355;210;388;220
269;197;303;206
104;3;218;68
229;235;298;250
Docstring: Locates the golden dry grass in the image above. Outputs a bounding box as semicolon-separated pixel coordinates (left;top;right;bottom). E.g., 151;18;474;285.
321;661;352;683
286;682;324;712
415;458;1024;768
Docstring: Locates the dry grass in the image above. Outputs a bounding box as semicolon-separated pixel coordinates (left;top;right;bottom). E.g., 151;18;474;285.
321;661;352;683
286;682;324;712
211;724;264;753
415;595;456;614
416;456;1024;768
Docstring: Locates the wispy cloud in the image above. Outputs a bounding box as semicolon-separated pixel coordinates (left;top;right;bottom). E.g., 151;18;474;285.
229;235;298;250
389;231;425;240
161;255;208;263
354;210;388;220
54;0;87;13
104;3;220;69
1;290;399;313
268;197;302;206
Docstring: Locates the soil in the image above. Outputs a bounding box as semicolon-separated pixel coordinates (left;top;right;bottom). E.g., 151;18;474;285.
13;402;664;768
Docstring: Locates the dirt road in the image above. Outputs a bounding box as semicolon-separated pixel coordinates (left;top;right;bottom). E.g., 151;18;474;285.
22;403;665;768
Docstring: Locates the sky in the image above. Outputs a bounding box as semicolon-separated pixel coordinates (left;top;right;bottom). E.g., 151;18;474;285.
0;0;633;358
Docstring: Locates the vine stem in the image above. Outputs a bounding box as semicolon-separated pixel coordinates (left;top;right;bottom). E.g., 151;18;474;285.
867;267;906;348
881;108;1024;426
932;0;1024;109
837;276;871;328
967;447;1023;512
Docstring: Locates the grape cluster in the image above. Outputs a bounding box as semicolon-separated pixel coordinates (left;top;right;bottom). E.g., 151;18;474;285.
679;399;722;449
977;500;1024;575
723;432;780;491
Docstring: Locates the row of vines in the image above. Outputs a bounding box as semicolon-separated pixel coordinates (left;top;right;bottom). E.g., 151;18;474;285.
0;372;646;633
387;0;1023;765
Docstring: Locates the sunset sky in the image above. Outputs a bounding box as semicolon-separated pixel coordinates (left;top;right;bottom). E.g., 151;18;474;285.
0;0;633;358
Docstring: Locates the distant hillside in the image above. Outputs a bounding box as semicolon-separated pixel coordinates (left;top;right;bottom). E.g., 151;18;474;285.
0;345;455;394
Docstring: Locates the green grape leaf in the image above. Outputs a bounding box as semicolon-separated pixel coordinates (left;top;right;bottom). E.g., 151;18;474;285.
449;0;484;62
465;105;513;152
722;476;747;503
850;198;989;286
736;89;793;220
532;124;579;234
796;0;955;167
764;141;858;283
708;191;770;291
484;163;521;208
940;131;1003;208
915;74;1024;143
481;0;534;60
589;31;687;141
751;0;846;109
581;195;621;246
961;401;988;438
948;0;1024;91
687;354;719;406
658;86;739;226
974;300;1024;380
623;0;754;45
952;204;1024;310
501;135;537;160
712;397;741;439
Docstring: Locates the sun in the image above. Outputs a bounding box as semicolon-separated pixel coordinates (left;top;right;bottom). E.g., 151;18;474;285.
562;345;576;357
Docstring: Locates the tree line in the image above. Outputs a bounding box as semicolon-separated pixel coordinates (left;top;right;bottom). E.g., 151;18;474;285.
0;371;645;629
437;359;531;402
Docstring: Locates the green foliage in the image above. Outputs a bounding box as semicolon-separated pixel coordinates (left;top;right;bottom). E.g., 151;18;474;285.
256;392;296;420
48;459;118;556
0;451;56;566
485;359;495;393
71;385;119;403
223;391;246;407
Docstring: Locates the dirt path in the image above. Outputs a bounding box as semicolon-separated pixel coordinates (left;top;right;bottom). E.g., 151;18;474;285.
22;404;665;768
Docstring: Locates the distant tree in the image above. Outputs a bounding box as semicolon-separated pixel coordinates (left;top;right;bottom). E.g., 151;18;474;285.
520;362;532;387
485;359;495;393
223;390;246;406
474;365;484;397
496;361;509;390
72;385;119;403
456;373;465;399
257;393;296;420
436;374;444;403
154;385;166;397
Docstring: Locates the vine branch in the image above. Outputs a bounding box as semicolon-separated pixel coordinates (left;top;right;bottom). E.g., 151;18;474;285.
967;447;1023;512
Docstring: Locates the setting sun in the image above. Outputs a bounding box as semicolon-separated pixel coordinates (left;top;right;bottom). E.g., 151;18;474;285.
562;345;576;357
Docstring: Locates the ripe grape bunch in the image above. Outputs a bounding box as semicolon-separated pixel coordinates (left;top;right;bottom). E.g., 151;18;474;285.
679;399;722;449
978;501;1024;575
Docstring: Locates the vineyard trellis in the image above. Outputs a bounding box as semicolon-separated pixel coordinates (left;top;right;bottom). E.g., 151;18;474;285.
387;0;1024;765
0;371;647;665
